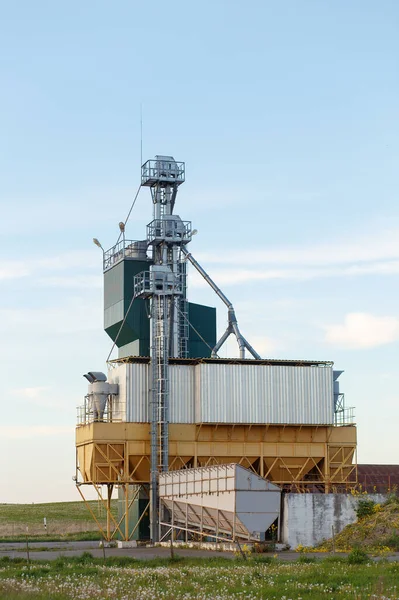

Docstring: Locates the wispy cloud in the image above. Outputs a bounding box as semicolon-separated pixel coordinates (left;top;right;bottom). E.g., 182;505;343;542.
4;227;399;287
196;228;399;267
0;251;101;283
246;335;276;356
188;228;399;285
35;275;102;289
12;386;49;399
10;386;63;410
189;261;399;287
325;313;399;349
0;426;73;439
0;298;102;335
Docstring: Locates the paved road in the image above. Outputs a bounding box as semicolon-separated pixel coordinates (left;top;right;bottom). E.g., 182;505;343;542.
0;543;234;561
1;542;399;562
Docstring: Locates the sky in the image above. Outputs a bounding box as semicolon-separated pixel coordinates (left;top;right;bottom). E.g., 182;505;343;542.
1;0;399;503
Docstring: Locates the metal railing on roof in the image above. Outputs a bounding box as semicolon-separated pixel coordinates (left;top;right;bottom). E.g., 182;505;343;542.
76;395;124;426
103;239;149;271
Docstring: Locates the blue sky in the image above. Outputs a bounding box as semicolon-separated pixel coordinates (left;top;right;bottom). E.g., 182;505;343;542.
1;1;398;502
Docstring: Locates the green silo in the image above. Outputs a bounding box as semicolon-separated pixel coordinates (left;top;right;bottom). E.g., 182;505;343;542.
104;253;151;357
103;249;216;358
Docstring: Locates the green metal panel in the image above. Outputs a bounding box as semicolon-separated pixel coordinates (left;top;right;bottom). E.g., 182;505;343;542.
188;302;216;358
104;260;216;359
104;258;150;355
117;485;150;541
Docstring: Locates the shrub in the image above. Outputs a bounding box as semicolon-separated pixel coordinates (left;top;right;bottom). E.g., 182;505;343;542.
252;542;275;553
385;533;399;551
75;551;94;564
347;546;369;564
356;498;376;520
297;554;317;564
252;555;276;564
384;490;399;505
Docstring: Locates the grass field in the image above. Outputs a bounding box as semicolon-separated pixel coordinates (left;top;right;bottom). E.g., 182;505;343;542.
0;554;398;599
0;501;118;540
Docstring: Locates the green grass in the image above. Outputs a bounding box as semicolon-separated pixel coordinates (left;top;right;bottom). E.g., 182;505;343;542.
0;500;118;540
0;531;102;543
0;500;117;524
0;555;398;599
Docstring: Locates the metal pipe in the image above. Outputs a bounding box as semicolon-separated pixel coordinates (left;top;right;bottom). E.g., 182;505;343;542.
243;337;261;360
182;248;233;310
211;327;232;358
231;321;246;360
182;248;261;359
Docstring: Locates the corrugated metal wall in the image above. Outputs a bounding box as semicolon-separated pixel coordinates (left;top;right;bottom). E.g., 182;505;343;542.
169;364;195;423
196;364;334;424
109;362;334;425
109;363;195;423
126;362;149;422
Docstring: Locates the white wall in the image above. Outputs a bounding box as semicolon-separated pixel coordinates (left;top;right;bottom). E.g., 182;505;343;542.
281;493;386;549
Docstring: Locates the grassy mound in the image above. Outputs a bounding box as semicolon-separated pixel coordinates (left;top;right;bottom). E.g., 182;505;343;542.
319;494;399;553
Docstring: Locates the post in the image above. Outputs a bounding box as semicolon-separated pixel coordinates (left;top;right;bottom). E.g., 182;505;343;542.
170;503;175;559
324;443;330;493
25;527;30;566
125;484;129;541
236;539;247;560
107;484;113;541
185;502;188;543
332;525;336;554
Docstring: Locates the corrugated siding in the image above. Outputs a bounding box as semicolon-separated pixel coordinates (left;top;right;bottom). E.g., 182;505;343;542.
196;364;334;425
110;363;334;425
110;363;195;423
107;363;127;421
169;365;195;423
126;363;149;422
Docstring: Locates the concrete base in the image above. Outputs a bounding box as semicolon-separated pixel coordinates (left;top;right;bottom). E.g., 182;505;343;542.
158;541;238;552
158;541;286;552
117;541;138;549
282;493;386;549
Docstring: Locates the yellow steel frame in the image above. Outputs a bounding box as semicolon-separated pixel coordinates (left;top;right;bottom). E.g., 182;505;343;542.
76;422;357;540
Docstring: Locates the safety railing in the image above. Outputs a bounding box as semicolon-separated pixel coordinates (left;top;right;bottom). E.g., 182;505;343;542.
103;239;148;271
141;159;185;186
134;270;184;298
76;395;125;426
334;406;356;426
147;219;192;243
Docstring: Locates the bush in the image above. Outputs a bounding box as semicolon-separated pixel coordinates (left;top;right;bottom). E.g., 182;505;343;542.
347;546;369;564
252;555;276;564
385;533;399;551
0;557;27;565
356;499;376;520
75;552;94;564
297;554;317;564
252;542;275;553
384;491;399;506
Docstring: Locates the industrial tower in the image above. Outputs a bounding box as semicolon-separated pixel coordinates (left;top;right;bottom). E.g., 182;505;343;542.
134;156;260;540
135;157;190;541
76;155;357;543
